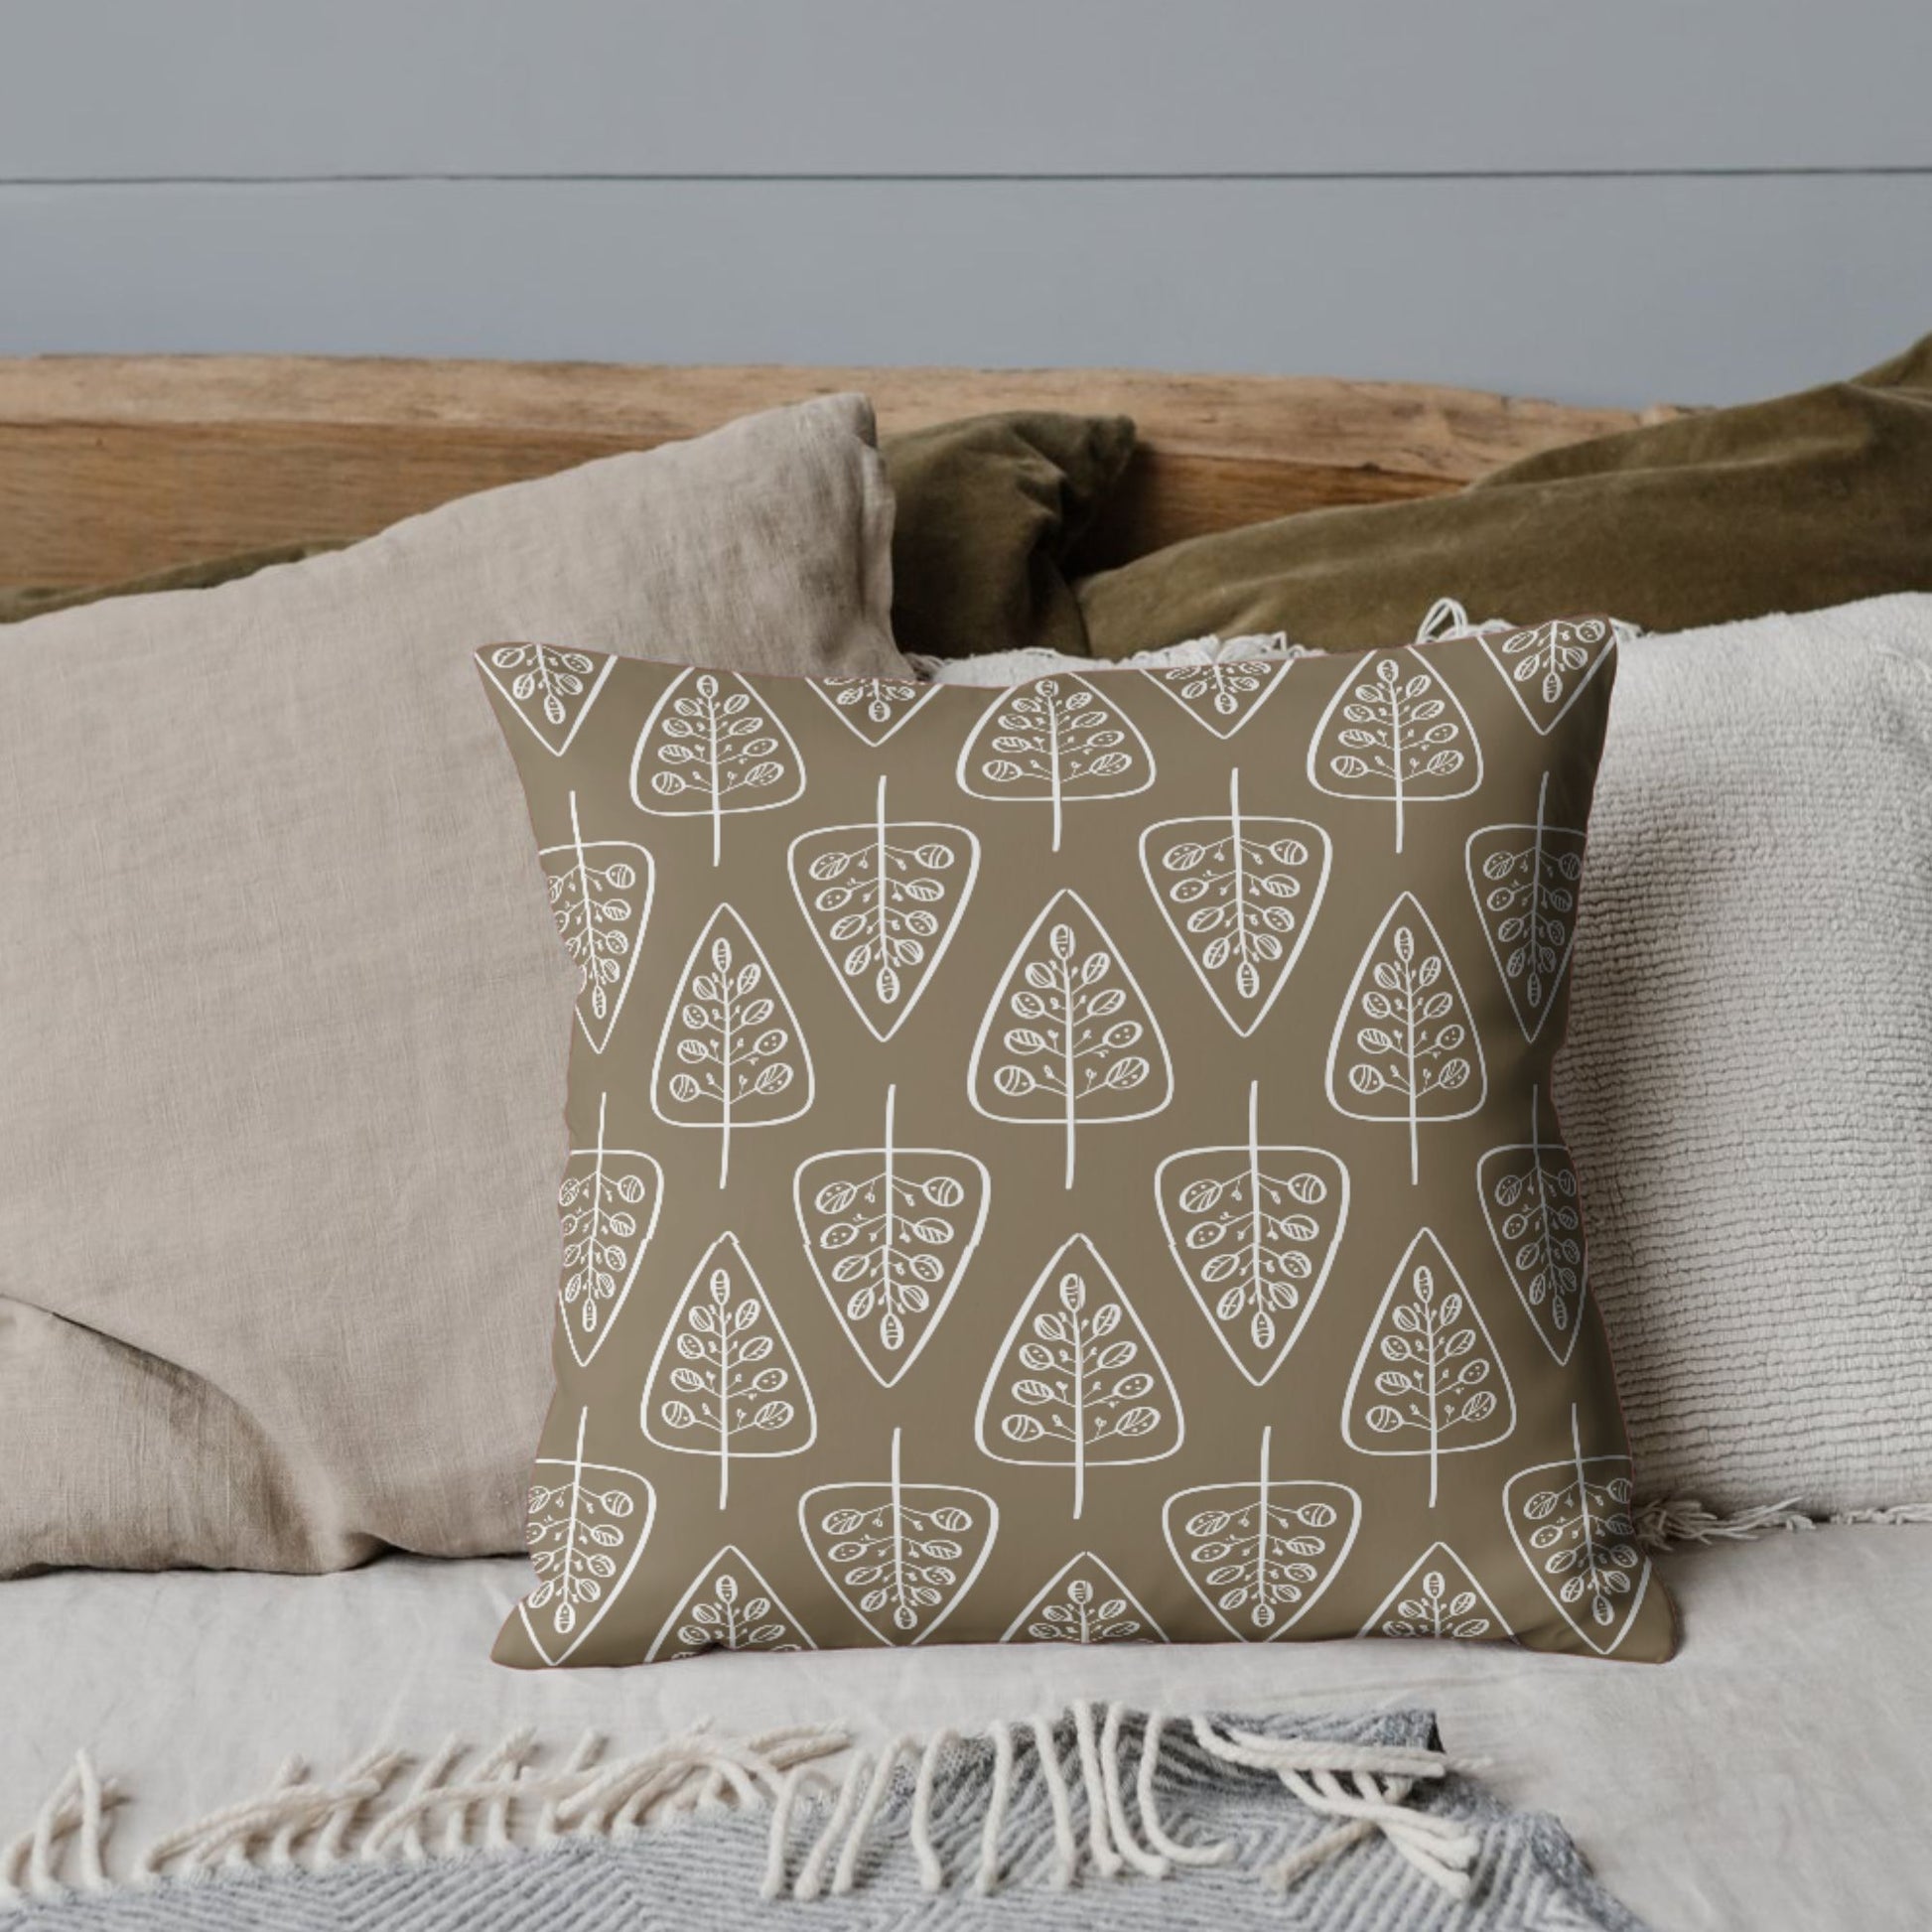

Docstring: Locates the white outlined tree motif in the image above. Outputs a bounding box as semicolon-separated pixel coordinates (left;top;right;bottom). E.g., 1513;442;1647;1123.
1155;1080;1348;1386
1326;893;1486;1186
651;905;813;1187
1465;771;1586;1042
1140;766;1330;1035
1477;618;1617;735
629;668;805;865
793;1084;989;1386
1505;1405;1652;1655
639;1233;816;1509
1163;1427;1360;1642
807;673;939;747
787;775;980;1039
1342;1229;1515;1508
539;790;653;1054
556;1091;662;1368
955;674;1154;852
800;1428;998;1646
975;1234;1182;1520
969;890;1173;1189
479;642;615;755
1308;648;1481;853
1358;1542;1509;1642
1140;643;1296;738
515;1408;655;1667
1002;1553;1168;1645
645;1544;816;1661
1479;1086;1588;1365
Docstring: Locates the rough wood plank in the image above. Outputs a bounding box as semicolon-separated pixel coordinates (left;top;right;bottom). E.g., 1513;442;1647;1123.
0;355;1671;587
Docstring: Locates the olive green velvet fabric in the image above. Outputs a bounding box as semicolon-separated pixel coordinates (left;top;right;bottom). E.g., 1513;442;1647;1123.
1077;336;1932;658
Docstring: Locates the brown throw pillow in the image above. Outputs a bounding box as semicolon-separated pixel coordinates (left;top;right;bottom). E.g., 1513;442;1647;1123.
1077;335;1932;656
0;412;1135;661
479;625;1674;1665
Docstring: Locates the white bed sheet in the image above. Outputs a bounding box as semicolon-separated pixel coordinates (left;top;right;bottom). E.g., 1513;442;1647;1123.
4;1529;1927;1930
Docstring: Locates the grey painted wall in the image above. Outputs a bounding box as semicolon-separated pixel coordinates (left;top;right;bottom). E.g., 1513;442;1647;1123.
3;1;1929;405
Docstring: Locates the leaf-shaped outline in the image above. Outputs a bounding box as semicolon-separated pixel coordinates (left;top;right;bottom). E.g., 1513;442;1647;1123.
1463;771;1587;1043
1356;1539;1512;1643
967;888;1174;1186
628;666;807;865
806;674;941;747
515;1409;656;1668
792;1084;990;1388
1161;1428;1361;1643
649;902;815;1186
1323;891;1487;1185
558;1089;663;1369
1477;619;1617;736
1139;645;1295;740
638;1231;818;1506
1154;1080;1349;1386
1138;765;1331;1036
1340;1227;1516;1508
1477;1087;1588;1367
972;1232;1184;1519
539;790;654;1056
1305;646;1483;854
644;1542;819;1662
954;671;1156;852
1504;1406;1653;1657
798;1428;999;1648
477;642;616;757
785;774;982;1041
1000;1551;1170;1645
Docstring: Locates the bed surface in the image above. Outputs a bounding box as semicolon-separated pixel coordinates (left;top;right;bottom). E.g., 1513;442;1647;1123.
5;1530;1926;1931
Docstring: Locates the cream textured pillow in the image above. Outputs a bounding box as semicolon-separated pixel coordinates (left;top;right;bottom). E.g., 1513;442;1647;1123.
480;625;1675;1666
0;395;902;1574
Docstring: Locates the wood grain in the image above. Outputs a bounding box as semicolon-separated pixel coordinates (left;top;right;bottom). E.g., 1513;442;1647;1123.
0;355;1678;587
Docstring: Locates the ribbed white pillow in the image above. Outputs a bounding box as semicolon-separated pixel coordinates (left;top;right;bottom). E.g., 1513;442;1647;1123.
930;600;1932;1515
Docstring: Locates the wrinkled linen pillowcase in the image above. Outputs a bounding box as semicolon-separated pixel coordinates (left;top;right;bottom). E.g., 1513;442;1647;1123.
481;624;1674;1666
0;394;904;1576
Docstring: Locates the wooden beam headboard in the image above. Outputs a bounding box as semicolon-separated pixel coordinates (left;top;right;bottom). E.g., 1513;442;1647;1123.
0;356;1678;589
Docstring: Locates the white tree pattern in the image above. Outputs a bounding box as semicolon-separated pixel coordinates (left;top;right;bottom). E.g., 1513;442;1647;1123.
1307;648;1482;853
1326;893;1486;1186
539;790;653;1054
787;775;980;1039
1358;1542;1510;1642
556;1091;662;1368
639;1232;816;1509
1342;1229;1515;1509
1001;1552;1168;1645
968;890;1173;1188
515;1409;655;1667
793;1084;990;1386
629;667;805;865
1139;765;1330;1035
1479;1086;1588;1365
1465;772;1587;1041
975;1234;1182;1520
479;642;615;755
651;904;813;1187
645;1544;816;1661
1155;1080;1348;1386
799;1428;998;1646
1477;618;1617;735
1140;643;1296;738
1505;1406;1652;1656
955;673;1155;852
1163;1428;1360;1642
807;673;939;747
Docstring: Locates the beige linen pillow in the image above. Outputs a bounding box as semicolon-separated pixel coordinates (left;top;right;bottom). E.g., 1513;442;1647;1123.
0;395;902;1575
480;625;1675;1665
